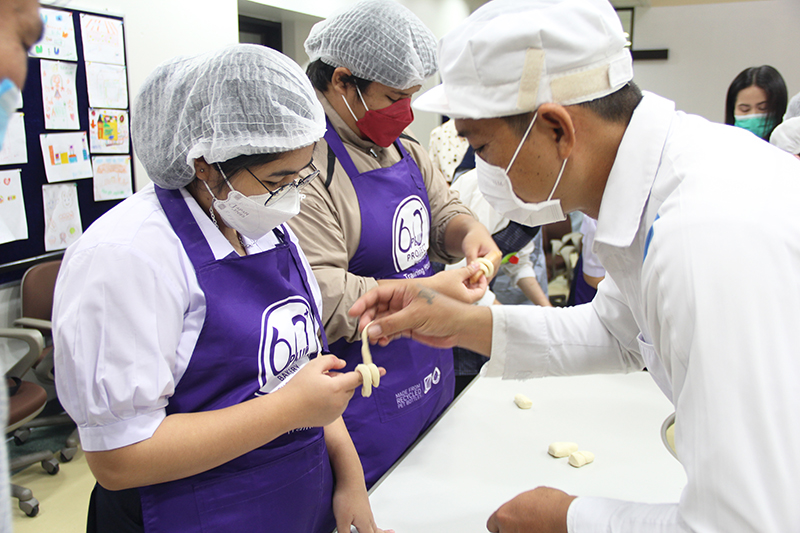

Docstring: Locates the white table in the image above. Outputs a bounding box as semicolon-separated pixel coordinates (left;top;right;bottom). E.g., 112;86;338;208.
368;371;686;533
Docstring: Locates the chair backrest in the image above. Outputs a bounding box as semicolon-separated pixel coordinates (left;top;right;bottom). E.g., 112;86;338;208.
19;260;61;321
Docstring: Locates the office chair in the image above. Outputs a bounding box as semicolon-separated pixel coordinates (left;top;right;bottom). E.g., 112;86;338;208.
12;260;80;462
3;328;60;518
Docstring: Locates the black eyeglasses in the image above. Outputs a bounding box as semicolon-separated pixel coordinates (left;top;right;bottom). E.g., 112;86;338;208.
247;162;320;207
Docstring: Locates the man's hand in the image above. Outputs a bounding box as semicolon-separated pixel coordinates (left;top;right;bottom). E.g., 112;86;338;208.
348;276;492;354
486;487;577;533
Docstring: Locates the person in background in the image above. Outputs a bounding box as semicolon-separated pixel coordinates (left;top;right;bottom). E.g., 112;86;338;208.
428;118;470;185
289;0;496;489
53;45;388;533
447;168;552;394
770;116;800;159
350;0;800;530
0;0;43;527
566;215;605;306
725;65;787;140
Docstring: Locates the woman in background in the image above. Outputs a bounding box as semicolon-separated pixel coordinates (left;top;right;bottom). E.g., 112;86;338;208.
289;0;496;488
725;65;787;141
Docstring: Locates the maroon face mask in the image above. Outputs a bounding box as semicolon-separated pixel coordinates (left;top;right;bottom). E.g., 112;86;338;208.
343;88;415;147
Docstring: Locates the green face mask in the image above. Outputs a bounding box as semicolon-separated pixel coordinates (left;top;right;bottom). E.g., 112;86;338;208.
734;113;771;139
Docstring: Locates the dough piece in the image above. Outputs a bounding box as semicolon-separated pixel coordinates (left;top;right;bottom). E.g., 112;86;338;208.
568;450;595;468
355;364;373;397
357;321;380;396
513;393;533;409
361;322;374;366
548;442;579;458
470;250;502;283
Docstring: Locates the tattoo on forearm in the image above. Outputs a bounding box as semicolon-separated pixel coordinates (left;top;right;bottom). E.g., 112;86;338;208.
418;288;436;305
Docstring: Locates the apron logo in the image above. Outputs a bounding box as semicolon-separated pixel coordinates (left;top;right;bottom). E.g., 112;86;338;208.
392;195;430;273
256;296;320;395
423;366;441;393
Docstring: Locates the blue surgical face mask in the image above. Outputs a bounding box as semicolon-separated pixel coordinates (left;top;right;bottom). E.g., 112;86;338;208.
0;79;21;150
734;113;771;140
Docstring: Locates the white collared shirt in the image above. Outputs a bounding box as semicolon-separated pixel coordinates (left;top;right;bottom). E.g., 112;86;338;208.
53;184;322;452
488;92;800;531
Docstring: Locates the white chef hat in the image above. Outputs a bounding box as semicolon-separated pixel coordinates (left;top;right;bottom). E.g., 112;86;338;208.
770;117;800;155
785;92;800;121
304;0;438;90
132;44;325;190
414;0;633;119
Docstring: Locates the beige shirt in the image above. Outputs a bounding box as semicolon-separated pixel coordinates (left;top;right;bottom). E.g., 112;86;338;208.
288;91;473;343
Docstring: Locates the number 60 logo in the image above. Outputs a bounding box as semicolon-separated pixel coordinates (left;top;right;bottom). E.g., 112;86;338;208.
392;195;430;272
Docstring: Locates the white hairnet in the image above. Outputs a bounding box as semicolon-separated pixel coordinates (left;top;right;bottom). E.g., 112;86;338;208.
785;91;800;121
770;117;800;155
132;44;325;190
304;0;437;90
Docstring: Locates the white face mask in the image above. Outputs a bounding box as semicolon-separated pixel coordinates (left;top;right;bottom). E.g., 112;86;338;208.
476;111;568;228
203;168;301;240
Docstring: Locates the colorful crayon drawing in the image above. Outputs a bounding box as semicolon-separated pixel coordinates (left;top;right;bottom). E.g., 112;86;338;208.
42;182;82;251
41;60;80;130
89;108;129;153
0;169;28;245
80;14;126;66
29;8;78;61
40;132;93;183
92;155;133;201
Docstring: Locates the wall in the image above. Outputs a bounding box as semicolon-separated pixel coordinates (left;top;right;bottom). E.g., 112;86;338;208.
630;0;800;122
42;0;240;191
1;0;239;333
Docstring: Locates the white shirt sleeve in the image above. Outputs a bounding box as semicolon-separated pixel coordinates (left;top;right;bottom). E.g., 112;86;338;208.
54;241;196;451
485;274;644;380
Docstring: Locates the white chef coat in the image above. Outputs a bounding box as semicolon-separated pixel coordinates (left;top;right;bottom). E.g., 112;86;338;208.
53;184;322;452
487;92;800;531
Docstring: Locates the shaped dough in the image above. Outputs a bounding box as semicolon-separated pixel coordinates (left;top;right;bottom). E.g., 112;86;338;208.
568;450;594;468
514;393;533;409
548;442;579;458
357;321;380;396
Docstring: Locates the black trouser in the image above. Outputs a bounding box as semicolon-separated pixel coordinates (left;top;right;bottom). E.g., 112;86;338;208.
87;483;143;533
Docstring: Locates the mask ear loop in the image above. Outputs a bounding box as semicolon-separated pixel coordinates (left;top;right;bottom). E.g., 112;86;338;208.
506;111;538;173
341;85;370;122
548;158;568;201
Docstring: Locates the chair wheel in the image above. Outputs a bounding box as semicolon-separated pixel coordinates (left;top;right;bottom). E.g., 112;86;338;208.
19;498;39;517
60;449;75;462
13;428;31;445
42;458;59;475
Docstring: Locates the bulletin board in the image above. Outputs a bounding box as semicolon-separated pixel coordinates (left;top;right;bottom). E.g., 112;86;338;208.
0;7;134;283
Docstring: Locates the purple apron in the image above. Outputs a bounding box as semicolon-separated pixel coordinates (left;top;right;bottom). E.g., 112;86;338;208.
326;121;455;488
138;186;336;533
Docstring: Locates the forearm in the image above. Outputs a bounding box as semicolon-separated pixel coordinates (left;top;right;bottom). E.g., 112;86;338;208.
316;266;379;343
517;276;552;307
442;214;484;258
86;391;298;490
324;417;365;488
455;304;493;356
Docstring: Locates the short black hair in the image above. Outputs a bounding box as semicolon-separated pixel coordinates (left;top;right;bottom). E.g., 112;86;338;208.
306;59;373;93
501;82;643;137
189;152;282;194
724;65;787;140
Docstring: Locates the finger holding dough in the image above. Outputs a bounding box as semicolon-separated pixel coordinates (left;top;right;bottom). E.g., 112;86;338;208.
470;250;502;283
